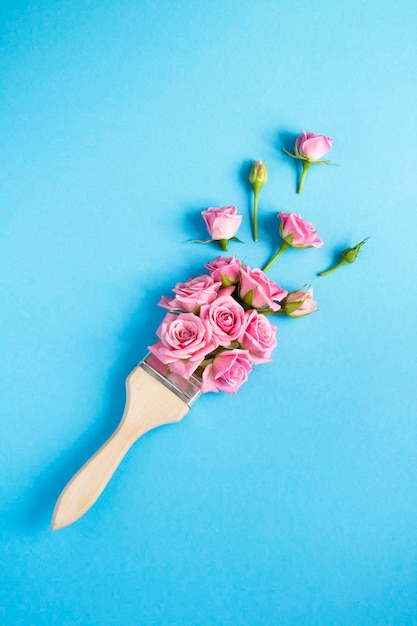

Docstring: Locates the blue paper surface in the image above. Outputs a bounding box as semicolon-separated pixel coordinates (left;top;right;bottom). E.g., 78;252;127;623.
1;1;416;624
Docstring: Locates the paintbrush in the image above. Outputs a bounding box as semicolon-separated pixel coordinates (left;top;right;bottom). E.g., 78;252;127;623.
52;353;201;530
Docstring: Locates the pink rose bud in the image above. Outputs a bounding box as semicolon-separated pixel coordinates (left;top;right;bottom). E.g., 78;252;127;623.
282;288;317;318
148;312;218;378
238;309;277;363
282;129;334;193
295;131;332;162
239;266;287;312
201;349;252;394
201;206;242;251
205;256;242;286
262;212;323;272
278;212;323;249
248;160;268;243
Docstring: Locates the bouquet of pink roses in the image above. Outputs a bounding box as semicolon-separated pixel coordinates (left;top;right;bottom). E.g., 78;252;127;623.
148;254;316;394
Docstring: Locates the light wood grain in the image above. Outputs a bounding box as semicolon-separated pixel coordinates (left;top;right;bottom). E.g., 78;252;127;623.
51;366;189;531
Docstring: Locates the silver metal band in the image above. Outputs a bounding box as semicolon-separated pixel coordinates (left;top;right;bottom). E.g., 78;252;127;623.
140;353;202;407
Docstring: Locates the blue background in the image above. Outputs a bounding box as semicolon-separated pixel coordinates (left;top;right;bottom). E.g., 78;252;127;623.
1;1;416;624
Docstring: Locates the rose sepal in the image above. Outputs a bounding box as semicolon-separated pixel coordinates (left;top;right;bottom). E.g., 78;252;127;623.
190;238;216;244
281;145;333;165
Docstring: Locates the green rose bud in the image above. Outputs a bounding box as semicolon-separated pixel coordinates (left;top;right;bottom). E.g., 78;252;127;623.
249;160;268;243
341;238;370;264
249;160;268;192
319;237;370;277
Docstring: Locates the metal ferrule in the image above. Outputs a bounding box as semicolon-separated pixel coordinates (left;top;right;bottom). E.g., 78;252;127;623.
139;353;202;407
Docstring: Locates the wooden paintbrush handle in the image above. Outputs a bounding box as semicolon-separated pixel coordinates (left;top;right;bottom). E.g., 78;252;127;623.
51;421;138;531
52;366;190;530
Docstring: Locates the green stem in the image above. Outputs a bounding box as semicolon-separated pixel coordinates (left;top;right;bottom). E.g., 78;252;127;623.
298;161;311;194
253;191;259;242
218;238;229;251
262;240;290;272
318;260;347;276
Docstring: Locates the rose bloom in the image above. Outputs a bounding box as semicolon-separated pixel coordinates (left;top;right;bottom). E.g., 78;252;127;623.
238;309;277;364
148;312;218;378
205;255;242;285
158;274;221;313
202;206;242;241
296;130;332;162
278;212;323;249
201;349;252;394
239;266;287;312
283;288;317;318
200;292;246;347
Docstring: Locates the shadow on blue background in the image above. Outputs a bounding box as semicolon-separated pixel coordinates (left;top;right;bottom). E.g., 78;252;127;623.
275;129;300;193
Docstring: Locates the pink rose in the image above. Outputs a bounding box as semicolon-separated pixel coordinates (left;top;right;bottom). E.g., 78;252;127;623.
201;349;252;394
238;309;277;364
295;130;332;162
158;274;221;313
205;255;242;285
282;130;334;193
283;288;317;318
202;206;242;241
200;292;246;347
239;266;287;312
148;312;217;378
278;212;323;249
